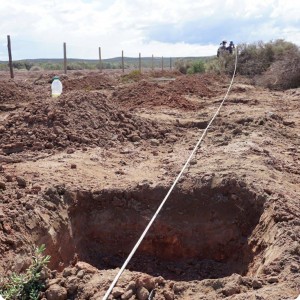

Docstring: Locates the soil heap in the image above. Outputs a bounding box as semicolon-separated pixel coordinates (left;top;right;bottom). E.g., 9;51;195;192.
0;90;170;155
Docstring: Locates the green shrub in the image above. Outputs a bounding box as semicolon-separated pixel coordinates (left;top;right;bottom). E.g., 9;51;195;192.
187;60;205;74
40;63;62;70
0;64;8;71
205;54;232;74
12;62;25;70
11;61;34;70
24;61;34;71
175;59;206;74
0;245;50;300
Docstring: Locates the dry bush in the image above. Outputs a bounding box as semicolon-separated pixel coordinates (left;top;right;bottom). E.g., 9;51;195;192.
221;40;297;75
235;42;274;75
213;39;300;90
120;70;143;83
29;65;44;72
258;47;300;89
174;59;191;74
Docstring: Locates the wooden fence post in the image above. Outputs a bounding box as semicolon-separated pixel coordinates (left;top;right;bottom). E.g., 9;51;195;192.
122;50;124;73
152;54;154;71
99;47;102;72
161;56;164;71
139;53;141;73
7;35;14;79
63;42;67;74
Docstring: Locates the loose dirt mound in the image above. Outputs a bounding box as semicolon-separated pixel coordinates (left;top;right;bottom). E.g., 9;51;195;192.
62;73;117;91
0;80;32;104
167;73;217;97
149;69;182;78
0;90;168;154
113;74;224;110
113;80;198;110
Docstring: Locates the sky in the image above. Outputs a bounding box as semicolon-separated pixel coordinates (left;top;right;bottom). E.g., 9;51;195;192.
0;0;299;60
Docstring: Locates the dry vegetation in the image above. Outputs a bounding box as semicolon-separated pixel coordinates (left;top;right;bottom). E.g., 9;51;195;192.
209;39;300;90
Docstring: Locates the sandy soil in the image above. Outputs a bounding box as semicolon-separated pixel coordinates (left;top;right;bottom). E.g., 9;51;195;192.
0;69;299;299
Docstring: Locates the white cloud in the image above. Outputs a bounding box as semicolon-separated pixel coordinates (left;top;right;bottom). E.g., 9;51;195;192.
0;0;299;60
271;0;300;21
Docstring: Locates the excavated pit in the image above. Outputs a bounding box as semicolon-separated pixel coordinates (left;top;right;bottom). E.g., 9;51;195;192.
42;182;264;281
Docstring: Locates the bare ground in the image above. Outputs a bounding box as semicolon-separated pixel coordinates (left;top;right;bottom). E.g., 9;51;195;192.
0;70;299;299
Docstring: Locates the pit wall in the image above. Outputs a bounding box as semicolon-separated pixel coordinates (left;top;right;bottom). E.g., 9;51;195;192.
36;180;265;279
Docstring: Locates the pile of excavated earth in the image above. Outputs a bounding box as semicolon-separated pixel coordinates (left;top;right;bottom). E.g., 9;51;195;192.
0;69;299;300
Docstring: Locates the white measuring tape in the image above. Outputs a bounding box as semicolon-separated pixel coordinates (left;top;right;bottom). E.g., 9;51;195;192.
103;50;238;300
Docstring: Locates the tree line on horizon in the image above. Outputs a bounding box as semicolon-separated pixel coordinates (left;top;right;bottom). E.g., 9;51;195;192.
0;56;211;72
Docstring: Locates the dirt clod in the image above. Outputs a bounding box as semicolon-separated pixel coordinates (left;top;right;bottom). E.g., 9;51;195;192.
136;286;149;300
16;176;26;188
46;284;67;300
0;181;6;190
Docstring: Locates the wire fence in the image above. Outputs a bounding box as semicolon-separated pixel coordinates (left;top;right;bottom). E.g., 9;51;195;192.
1;35;178;78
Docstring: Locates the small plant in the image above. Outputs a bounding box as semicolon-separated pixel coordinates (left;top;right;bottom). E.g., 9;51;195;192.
0;245;51;300
29;66;43;72
120;70;143;83
205;57;223;74
174;59;190;74
175;59;206;74
187;60;205;74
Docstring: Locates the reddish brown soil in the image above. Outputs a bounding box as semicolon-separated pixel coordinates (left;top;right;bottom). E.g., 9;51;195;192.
113;73;221;111
0;70;299;300
113;80;198;110
0;80;33;108
62;73;117;92
0;89;173;155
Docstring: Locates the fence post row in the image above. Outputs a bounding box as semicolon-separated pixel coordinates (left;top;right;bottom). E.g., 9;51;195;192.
151;54;154;71
7;35;14;79
4;36;175;74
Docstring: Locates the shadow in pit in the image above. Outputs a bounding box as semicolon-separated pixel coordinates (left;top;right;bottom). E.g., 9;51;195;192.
46;180;265;281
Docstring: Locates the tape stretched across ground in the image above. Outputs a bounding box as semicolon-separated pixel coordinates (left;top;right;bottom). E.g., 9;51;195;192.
102;49;238;300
